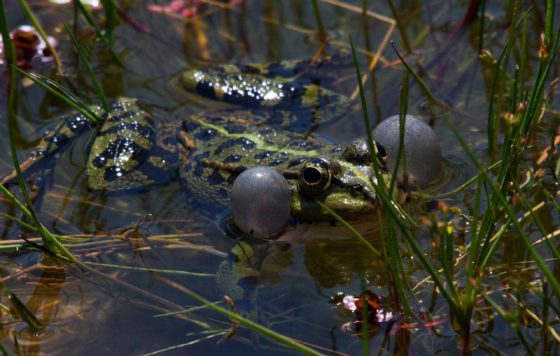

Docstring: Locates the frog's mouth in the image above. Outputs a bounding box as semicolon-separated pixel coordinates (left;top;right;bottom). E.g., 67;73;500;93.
289;177;380;221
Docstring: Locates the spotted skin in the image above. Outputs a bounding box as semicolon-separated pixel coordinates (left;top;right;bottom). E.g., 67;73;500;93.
3;58;395;222
169;109;392;220
180;58;351;132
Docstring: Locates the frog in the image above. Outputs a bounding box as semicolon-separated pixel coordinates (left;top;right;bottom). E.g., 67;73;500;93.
2;56;396;230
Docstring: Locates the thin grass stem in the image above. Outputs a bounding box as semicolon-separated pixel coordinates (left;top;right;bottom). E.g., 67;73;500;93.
0;212;38;232
15;68;101;123
154;278;322;355
351;36;462;314
0;5;78;263
63;22;109;112
3;288;44;333
386;0;412;53
478;0;486;51
311;0;327;45
73;0;123;66
544;0;555;45
84;261;215;278
315;201;381;257
100;0;118;45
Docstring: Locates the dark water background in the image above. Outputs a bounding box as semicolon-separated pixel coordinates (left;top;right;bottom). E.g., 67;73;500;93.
0;0;558;354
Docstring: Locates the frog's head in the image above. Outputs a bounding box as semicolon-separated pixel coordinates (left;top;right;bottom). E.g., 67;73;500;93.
230;138;391;236
285;138;390;221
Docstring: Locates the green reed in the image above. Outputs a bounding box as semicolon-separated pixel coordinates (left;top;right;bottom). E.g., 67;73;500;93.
388;2;560;351
310;0;327;45
3;288;44;334
0;1;77;263
385;70;413;315
544;0;556;45
63;22;109;112
72;0;123;66
350;36;461;320
478;0;486;51
16;68;102;123
100;0;118;45
386;0;412;53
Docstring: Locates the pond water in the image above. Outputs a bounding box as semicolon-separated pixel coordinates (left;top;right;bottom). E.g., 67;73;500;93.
0;0;559;355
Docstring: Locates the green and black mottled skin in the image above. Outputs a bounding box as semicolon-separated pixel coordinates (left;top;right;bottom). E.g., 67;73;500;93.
3;57;394;222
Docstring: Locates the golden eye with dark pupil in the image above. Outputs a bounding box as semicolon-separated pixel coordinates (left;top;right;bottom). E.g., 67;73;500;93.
299;160;331;195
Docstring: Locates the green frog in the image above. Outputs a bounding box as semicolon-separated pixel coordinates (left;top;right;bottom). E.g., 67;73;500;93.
2;57;394;228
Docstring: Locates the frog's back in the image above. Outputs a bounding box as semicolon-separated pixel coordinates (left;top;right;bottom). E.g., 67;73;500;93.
177;110;340;206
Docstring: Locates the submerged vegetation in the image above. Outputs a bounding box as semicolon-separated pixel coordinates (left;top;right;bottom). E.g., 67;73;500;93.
0;0;559;354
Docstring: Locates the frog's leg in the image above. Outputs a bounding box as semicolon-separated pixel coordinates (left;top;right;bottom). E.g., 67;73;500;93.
85;100;181;191
2;98;180;193
180;66;350;131
1;106;99;187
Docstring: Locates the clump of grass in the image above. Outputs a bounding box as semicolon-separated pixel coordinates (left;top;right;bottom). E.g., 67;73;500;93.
345;1;560;352
390;5;558;355
0;0;77;263
351;34;462;325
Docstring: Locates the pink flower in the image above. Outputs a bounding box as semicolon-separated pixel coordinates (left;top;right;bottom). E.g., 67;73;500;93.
147;0;197;18
342;295;358;312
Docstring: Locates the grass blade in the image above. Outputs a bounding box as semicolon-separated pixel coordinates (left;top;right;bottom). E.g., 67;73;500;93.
1;2;78;263
156;278;322;355
311;0;327;44
4;288;44;334
350;36;462;314
73;0;123;66
63;22;109;112
15;68;101;123
100;0;118;45
315;201;381;257
544;0;555;45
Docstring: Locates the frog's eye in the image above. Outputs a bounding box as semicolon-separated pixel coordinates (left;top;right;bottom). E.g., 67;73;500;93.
299;159;332;195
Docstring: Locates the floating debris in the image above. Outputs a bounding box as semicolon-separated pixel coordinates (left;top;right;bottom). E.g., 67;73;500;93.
332;291;396;338
0;25;57;69
49;0;101;8
333;290;449;339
